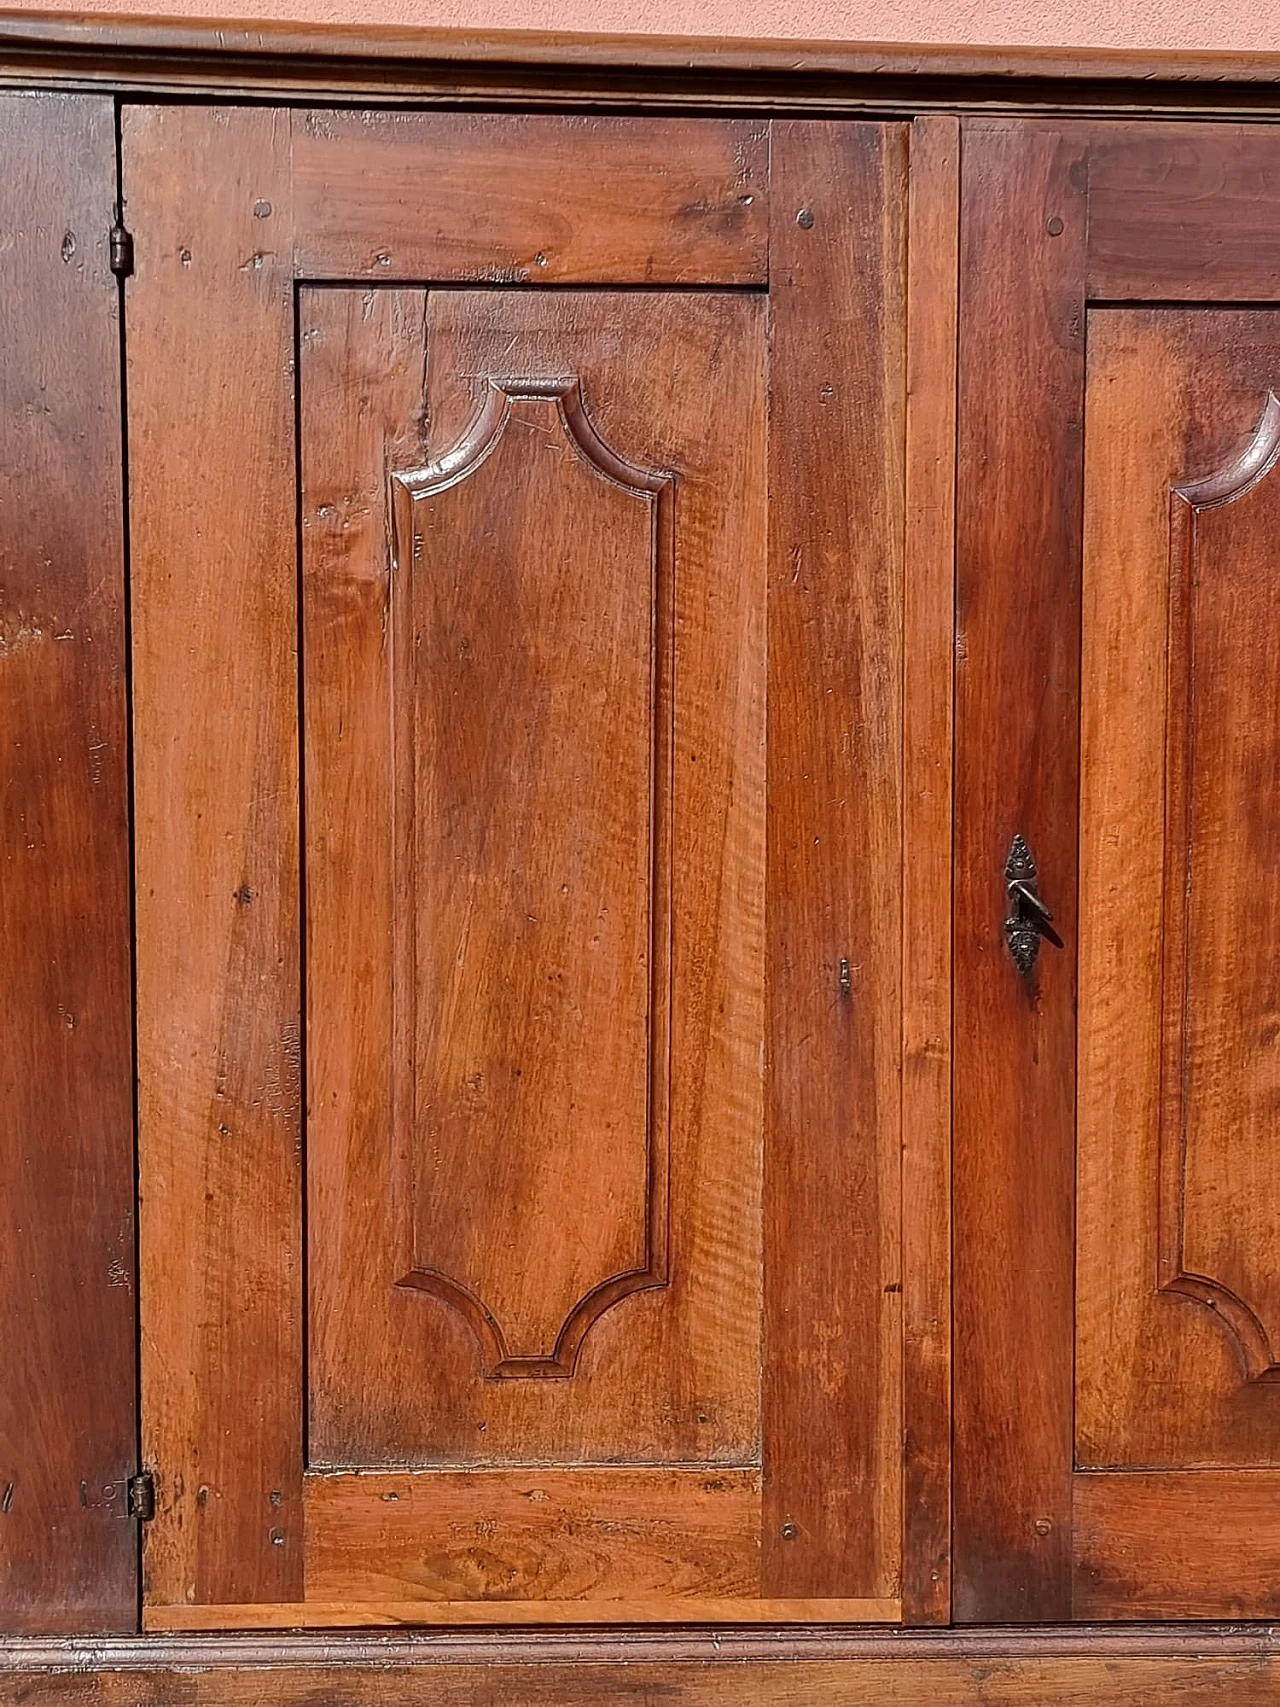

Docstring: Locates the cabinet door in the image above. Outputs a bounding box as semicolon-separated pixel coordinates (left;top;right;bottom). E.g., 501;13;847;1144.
0;93;136;1633
125;108;910;1628
956;119;1280;1621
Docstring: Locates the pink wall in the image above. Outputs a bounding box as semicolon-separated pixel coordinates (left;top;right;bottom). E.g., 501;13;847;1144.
9;0;1279;54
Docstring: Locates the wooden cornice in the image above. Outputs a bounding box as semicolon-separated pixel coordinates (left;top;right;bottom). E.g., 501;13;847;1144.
2;7;1280;111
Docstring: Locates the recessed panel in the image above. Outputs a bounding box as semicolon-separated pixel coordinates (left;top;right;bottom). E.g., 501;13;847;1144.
1163;393;1280;1386
302;287;765;1470
1078;308;1280;1471
390;378;672;1380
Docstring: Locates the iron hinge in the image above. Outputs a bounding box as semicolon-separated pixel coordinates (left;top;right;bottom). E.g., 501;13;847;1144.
127;1471;155;1521
109;223;134;279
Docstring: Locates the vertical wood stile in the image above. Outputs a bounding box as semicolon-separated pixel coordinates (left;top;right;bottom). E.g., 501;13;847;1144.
126;105;303;1610
0;92;136;1634
765;120;907;1602
951;120;1088;1622
901;113;960;1627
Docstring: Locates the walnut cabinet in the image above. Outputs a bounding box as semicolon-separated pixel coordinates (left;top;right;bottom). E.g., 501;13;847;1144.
8;27;1280;1701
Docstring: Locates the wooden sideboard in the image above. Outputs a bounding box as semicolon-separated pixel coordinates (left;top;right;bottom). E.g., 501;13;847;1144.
5;14;1280;1701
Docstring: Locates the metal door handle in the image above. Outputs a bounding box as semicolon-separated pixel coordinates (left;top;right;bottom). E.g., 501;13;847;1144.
1004;833;1063;974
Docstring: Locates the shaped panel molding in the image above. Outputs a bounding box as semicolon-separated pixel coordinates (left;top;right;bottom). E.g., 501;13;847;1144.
1159;391;1280;1384
389;379;674;1380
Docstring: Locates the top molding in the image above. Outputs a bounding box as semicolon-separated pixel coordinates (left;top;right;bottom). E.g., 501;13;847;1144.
5;8;1280;112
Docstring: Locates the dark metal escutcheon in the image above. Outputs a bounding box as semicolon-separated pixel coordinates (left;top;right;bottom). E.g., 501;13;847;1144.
1003;833;1063;975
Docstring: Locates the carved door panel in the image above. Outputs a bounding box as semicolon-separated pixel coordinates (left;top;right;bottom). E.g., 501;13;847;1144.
126;109;909;1627
304;288;762;1487
1075;308;1280;1610
955;121;1280;1621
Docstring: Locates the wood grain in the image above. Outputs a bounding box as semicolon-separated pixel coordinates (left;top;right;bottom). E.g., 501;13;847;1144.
0;92;135;1635
764;119;906;1605
1075;1470;1280;1618
291;113;767;283
15;1639;1280;1704
1076;311;1188;1474
901;112;959;1628
303;1470;761;1602
17;13;1280;112
393;381;670;1377
308;314;674;1386
142;1599;900;1631
126;104;303;1608
951;120;1087;1622
1165;389;1280;1380
18;1626;1280;1665
17;1626;1280;1665
302;285;765;1481
1077;309;1280;1476
24;1630;1280;1706
1088;125;1280;300
129;109;914;1624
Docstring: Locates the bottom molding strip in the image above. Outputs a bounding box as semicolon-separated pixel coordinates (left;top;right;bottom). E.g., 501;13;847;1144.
7;1626;1280;1707
5;1623;1280;1666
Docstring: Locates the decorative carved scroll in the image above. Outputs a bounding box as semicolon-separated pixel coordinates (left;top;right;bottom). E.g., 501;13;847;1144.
388;378;674;1380
1159;391;1280;1384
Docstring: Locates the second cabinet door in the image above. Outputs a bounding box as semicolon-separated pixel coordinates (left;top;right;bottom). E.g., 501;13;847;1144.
955;117;1280;1623
126;107;910;1628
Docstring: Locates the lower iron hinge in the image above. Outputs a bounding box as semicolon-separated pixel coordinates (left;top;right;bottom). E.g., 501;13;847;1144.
127;1471;155;1521
109;222;134;279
